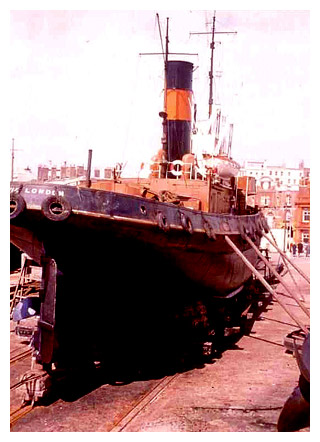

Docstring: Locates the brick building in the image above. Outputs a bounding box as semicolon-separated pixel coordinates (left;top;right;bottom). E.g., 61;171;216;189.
240;160;310;250
293;178;310;245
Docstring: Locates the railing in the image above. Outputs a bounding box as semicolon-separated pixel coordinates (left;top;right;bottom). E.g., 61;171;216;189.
149;161;208;180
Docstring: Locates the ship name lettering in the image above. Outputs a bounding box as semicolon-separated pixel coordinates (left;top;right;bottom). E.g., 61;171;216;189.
24;188;64;197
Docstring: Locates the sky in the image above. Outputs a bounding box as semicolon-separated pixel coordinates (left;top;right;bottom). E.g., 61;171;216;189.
9;7;310;177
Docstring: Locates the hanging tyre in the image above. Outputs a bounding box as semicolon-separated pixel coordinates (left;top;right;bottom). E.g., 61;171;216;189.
180;212;188;230
179;211;193;234
247;220;257;241
10;193;26;219
261;216;270;233
157;211;169;232
41;196;72;221
255;218;264;237
203;219;216;240
238;222;247;240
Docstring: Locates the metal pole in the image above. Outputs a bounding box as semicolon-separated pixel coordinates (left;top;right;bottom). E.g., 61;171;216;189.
208;14;216;118
224;235;309;334
86;149;92;188
11;138;15;182
262;232;310;284
243;234;309;317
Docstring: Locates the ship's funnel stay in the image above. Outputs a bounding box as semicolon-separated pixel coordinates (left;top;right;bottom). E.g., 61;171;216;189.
166;61;193;162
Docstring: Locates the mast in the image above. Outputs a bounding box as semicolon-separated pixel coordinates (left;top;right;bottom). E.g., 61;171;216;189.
11;138;22;182
190;14;237;151
190;15;237;119
208;14;216;119
161;17;169;157
165;16;169;95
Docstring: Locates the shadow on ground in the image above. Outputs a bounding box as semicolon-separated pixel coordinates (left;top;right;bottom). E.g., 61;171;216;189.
34;289;273;406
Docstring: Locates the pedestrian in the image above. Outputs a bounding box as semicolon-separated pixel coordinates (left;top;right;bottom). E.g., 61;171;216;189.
306;243;310;257
298;242;304;257
292;243;297;257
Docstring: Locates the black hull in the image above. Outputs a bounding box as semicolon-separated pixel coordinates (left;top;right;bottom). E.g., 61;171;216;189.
10;182;263;294
10;182;265;369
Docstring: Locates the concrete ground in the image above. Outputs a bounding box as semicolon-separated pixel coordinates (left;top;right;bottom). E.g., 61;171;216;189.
10;255;310;432
120;256;311;432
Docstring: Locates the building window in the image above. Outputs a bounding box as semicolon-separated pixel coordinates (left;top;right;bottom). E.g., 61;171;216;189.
275;171;278;176
261;196;270;207
302;208;310;222
302;232;309;244
286;195;292;206
281;171;283;176
288;179;291;184
269;171;272;175
288;172;291;176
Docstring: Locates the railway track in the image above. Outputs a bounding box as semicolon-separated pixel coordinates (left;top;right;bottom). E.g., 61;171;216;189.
10;369;49;428
10;366;181;431
10;404;34;427
109;373;180;432
10;346;35;428
10;348;33;366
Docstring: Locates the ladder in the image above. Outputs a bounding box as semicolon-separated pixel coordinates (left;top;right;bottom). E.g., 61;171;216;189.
10;256;37;317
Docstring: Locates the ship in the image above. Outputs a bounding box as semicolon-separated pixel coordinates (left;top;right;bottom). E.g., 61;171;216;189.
10;15;269;374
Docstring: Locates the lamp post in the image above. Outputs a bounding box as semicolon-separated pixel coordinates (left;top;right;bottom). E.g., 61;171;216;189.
283;210;291;252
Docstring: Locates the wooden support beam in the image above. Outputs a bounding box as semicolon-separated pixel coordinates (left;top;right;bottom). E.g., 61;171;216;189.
262;232;310;284
244;233;309;318
224;235;309;335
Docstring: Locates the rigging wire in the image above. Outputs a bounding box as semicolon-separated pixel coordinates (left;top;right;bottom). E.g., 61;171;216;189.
156;13;165;63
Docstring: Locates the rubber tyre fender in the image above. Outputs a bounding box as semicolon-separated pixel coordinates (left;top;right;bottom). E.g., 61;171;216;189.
41;196;72;221
180;212;188;230
10;193;26;219
261;216;270;233
185;217;194;235
157;211;169;232
257;217;264;231
256;217;264;236
238;221;247;240
203;219;216;240
248;220;257;241
179;212;193;234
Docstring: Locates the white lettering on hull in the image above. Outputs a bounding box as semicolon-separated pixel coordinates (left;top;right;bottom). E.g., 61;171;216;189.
10;187;65;197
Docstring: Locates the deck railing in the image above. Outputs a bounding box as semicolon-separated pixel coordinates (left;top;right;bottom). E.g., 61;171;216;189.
149;161;208;180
